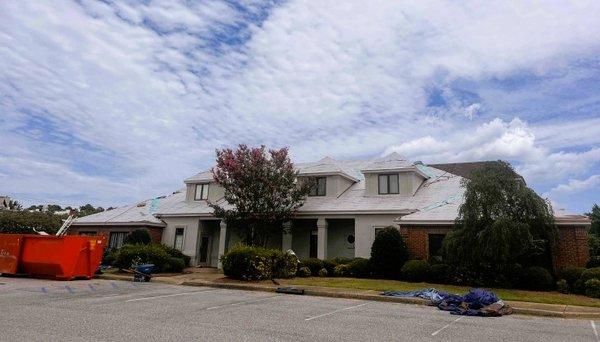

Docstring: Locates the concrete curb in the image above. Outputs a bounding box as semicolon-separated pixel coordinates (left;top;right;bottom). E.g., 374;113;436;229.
96;274;600;319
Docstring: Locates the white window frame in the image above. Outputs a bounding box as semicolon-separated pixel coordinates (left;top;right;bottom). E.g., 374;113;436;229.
194;183;209;201
174;227;186;251
378;174;399;195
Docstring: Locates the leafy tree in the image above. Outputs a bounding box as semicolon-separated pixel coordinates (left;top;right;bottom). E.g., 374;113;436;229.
0;211;62;234
586;204;600;236
78;204;105;217
370;226;409;279
210;144;312;247
46;204;62;213
442;161;556;287
7;200;23;211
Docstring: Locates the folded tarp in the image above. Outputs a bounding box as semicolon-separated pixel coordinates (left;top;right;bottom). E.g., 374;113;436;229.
381;288;513;317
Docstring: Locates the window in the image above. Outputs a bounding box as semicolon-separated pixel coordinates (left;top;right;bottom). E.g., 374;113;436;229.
308;177;326;196
108;232;127;249
174;227;185;250
194;183;208;200
378;174;399;194
428;234;446;259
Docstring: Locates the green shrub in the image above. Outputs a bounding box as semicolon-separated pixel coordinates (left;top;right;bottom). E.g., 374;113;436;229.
331;257;353;265
168;257;186;273
581;267;600;282
113;244;180;272
322;260;337;275
401;260;430;282
427;263;453;284
318;268;328;277
587;256;600;268
518;266;554;291
0;210;62;234
333;264;349;277
160;245;192;267
272;250;298;278
124;229;152;245
585;279;600;298
346;258;371;278
556;267;584;290
297;266;311;277
370;226;409;279
573;279;586;295
221;245;274;280
556;279;569;294
300;258;324;275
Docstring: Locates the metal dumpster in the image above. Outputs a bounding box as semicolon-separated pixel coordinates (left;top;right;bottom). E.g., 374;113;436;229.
0;234;106;280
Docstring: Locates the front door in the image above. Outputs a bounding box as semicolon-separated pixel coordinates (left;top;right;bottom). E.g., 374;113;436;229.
198;235;211;265
309;230;318;258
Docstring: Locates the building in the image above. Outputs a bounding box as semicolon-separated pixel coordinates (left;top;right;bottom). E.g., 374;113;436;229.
0;196;11;210
71;153;591;269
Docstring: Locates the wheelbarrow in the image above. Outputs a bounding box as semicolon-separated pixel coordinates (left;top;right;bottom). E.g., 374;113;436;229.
124;264;155;282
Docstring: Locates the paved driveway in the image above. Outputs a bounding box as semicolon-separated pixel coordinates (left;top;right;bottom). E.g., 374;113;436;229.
1;277;598;342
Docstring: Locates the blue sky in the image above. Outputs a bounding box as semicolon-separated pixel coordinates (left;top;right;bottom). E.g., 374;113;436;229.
0;1;599;213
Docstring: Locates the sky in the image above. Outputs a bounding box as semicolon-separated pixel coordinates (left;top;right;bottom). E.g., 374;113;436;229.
0;1;599;214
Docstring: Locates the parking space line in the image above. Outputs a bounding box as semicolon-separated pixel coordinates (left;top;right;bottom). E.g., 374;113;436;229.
305;303;368;321
125;289;222;302
205;295;280;310
431;316;464;336
592;321;599;342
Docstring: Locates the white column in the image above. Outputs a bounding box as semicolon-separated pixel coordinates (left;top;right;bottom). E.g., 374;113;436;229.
317;217;328;260
217;220;227;269
282;221;292;252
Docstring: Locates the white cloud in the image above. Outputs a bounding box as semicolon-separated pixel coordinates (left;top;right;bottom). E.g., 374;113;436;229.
1;0;600;212
550;175;600;195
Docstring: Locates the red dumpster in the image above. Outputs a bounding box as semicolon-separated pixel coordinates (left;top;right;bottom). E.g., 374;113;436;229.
0;234;106;280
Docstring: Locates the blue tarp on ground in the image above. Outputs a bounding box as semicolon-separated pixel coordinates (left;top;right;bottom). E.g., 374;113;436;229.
381;288;512;316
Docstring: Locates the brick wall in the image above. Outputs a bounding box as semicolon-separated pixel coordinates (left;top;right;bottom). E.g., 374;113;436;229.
398;225;453;260
552;225;590;270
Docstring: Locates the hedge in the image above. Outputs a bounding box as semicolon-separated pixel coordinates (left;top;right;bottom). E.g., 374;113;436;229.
370;226;408;279
401;260;430;282
0;211;62;234
112;244;186;273
518;266;554;291
221;245;298;280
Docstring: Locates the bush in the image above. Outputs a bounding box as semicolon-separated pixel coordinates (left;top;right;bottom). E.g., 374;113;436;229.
220;245;297;280
556;279;569;294
346;258;371;278
300;258;324;276
585;279;600;298
581;267;600;282
587;256;600;268
556;267;584;290
160;245;192;267
573;279;586;295
297;266;311;277
401;260;430;282
427;263;453;284
124;229;152;245
318;268;328;277
331;257;353;265
113;244;183;272
168;257;185;273
518;266;554;291
322;260;337;275
221;245;274;280
0;211;62;234
333;264;349;277
370;226;409;279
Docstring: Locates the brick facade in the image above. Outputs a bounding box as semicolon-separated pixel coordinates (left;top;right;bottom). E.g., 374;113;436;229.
399;224;590;270
552;225;590;270
68;225;164;244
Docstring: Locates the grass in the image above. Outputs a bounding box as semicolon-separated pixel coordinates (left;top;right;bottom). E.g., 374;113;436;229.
283;277;600;308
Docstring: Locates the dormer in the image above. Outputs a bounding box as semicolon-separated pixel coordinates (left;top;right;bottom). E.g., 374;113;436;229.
361;153;430;196
296;157;358;198
183;170;224;202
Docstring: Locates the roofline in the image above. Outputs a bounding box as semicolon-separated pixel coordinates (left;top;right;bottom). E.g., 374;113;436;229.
361;166;430;179
297;171;359;182
183;179;212;184
71;221;166;227
397;219;455;225
156;209;415;218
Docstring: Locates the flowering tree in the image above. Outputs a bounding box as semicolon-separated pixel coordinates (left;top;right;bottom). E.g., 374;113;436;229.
210;145;312;247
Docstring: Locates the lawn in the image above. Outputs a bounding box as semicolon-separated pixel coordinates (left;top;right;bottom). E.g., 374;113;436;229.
283;277;600;308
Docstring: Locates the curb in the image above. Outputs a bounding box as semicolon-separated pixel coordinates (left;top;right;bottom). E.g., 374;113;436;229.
96;274;600;319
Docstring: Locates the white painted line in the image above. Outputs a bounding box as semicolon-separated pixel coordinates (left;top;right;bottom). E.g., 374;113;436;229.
205;295;280;310
305;303;368;321
125;289;221;302
431;316;464;336
592;321;599;342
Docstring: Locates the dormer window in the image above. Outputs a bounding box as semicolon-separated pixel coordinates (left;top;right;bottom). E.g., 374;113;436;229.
378;174;399;194
308;177;326;196
194;183;209;200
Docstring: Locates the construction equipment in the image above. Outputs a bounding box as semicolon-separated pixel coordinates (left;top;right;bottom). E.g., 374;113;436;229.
0;210;106;280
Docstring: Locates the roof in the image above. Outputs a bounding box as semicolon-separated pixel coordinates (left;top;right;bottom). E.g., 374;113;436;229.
428;161;525;183
184;170;213;184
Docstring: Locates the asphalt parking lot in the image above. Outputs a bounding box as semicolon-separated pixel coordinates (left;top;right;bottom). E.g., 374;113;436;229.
1;277;598;342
